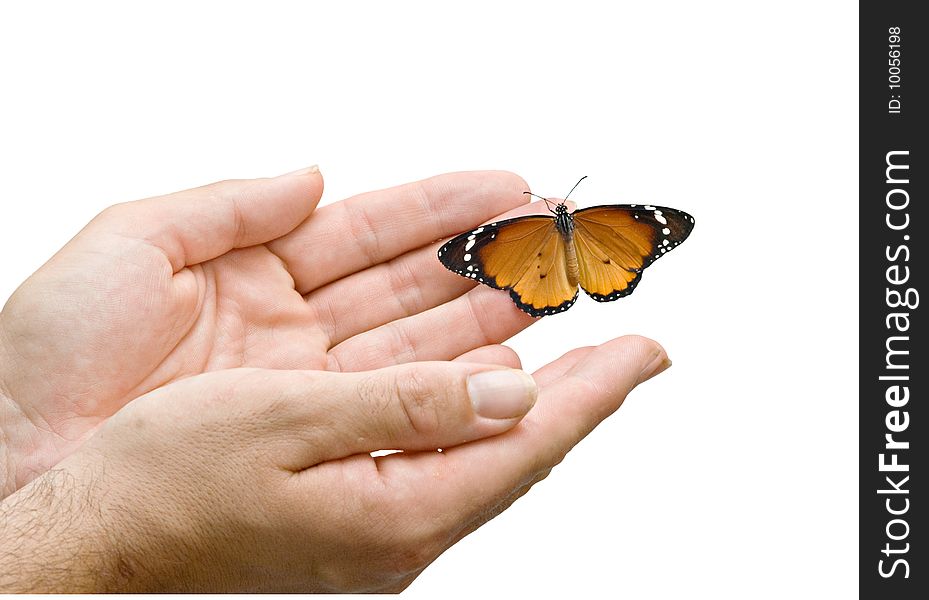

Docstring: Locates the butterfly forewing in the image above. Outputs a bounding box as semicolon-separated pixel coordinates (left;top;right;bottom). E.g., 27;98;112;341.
438;216;550;289
572;205;695;302
437;215;578;316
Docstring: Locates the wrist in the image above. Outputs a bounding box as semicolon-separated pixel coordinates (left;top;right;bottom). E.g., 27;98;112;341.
0;467;130;592
0;326;19;498
0;389;23;500
0;384;52;500
0;329;69;500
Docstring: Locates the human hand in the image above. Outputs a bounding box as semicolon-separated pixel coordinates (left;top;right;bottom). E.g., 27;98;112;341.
0;336;669;592
0;168;543;496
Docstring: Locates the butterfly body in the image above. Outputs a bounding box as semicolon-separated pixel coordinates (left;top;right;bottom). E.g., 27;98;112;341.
438;201;694;317
552;204;581;288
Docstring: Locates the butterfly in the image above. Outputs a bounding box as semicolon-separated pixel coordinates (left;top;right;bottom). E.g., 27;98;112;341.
437;178;695;317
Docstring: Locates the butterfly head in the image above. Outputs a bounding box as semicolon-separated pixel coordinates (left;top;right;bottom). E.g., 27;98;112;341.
523;176;587;215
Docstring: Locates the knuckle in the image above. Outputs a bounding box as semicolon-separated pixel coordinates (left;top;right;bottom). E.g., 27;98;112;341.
346;201;381;264
356;371;394;417
345;488;444;580
387;533;439;575
622;334;661;354
382;511;445;576
384;323;417;365
95;201;135;224
393;367;445;438
385;257;425;317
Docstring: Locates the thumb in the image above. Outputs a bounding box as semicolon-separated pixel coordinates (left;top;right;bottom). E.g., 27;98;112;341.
280;362;538;468
86;165;323;271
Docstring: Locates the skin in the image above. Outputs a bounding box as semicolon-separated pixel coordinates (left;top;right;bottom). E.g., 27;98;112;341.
0;168;670;592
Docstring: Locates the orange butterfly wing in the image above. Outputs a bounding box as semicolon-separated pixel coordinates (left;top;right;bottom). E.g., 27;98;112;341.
572;205;695;301
437;216;579;317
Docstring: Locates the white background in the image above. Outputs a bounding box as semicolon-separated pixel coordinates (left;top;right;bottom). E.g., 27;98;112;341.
0;1;857;597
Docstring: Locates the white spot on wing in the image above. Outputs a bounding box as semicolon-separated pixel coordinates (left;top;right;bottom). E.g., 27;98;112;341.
465;239;476;251
655;213;668;225
463;253;472;261
662;227;671;235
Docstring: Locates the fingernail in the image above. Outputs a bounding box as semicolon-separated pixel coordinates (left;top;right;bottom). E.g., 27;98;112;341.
637;353;672;385
468;369;538;419
279;164;319;177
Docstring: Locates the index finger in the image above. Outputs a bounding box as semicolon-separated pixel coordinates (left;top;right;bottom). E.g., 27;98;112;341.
267;170;529;294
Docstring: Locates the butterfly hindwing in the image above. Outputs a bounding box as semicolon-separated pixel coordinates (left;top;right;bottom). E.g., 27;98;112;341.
505;225;578;316
437;215;578;317
572;204;695;302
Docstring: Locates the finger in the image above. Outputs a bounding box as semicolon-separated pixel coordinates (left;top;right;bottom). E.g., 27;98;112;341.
531;345;595;386
370;336;668;524
272;362;538;469
326;285;536;371
306;200;554;347
269;171;529;295
87;167;324;271
453;345;521;369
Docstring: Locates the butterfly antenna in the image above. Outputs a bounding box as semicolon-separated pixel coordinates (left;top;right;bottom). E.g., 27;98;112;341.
524;191;558;213
564;176;588;202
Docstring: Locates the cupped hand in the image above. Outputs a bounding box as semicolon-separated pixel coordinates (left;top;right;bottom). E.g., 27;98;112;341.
0;335;668;593
0;167;542;495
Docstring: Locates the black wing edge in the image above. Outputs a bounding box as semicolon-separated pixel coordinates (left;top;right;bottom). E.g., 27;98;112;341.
437;222;505;290
582;271;643;303
510;288;579;317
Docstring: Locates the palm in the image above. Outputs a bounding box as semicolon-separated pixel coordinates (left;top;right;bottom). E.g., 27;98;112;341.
0;170;536;486
180;247;329;370
113;244;330;393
